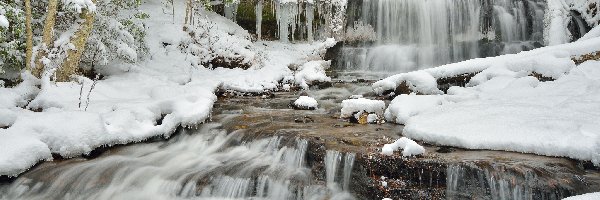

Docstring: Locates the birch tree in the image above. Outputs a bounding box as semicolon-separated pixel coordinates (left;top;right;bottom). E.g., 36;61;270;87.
25;0;32;72
33;0;59;78
56;0;97;82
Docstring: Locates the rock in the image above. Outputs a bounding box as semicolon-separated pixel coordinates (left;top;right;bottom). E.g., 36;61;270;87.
294;116;314;123
290;96;318;110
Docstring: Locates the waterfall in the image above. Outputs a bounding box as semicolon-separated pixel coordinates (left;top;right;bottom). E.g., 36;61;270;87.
325;150;342;188
0;126;353;200
444;164;575;200
325;150;356;192
342;152;356;191
339;0;546;74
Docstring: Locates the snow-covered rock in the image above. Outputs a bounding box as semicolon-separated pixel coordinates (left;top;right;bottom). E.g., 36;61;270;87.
340;98;385;118
294;60;332;90
375;36;600;164
381;137;425;157
292;96;318;110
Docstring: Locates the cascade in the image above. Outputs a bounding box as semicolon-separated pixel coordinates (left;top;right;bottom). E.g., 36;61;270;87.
324;150;355;191
325;150;342;188
0;127;353;200
342;152;355;191
339;0;546;75
444;164;579;199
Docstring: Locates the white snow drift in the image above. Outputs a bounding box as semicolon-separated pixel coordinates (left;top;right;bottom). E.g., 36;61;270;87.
379;36;600;165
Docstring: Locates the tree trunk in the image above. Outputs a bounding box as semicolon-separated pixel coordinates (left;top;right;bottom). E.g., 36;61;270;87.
56;0;96;82
33;0;59;78
25;0;33;72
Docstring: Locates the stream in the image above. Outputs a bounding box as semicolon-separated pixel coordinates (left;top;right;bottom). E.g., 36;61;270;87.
1;72;599;199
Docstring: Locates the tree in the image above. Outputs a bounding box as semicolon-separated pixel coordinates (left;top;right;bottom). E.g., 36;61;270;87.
56;0;96;82
25;0;32;72
33;0;59;78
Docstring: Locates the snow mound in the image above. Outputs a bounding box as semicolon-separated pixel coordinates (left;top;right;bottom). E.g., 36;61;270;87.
563;192;600;200
340;98;385;118
294;60;332;90
292;96;318;110
381;137;425;157
384;94;445;124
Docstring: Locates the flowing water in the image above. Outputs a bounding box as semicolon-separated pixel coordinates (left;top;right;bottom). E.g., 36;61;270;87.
0;124;355;200
338;0;546;76
1;79;599;199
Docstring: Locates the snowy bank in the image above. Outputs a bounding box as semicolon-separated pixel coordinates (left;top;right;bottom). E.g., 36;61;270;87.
373;37;600;95
0;0;336;176
563;192;600;200
378;37;600;164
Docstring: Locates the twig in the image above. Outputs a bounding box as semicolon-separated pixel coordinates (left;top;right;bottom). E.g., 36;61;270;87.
85;75;99;111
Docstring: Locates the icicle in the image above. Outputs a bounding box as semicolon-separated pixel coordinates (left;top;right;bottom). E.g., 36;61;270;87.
305;1;315;41
255;0;264;40
224;1;240;22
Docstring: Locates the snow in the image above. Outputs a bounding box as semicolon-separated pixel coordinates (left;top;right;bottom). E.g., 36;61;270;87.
0;0;336;176
380;36;600;164
384;94;444;125
340;98;385;118
563;192;600;200
0;15;8;28
579;26;600;41
293;96;318;109
544;0;599;45
62;0;97;13
381;137;425;157
373;36;600;95
367;113;378;124
294;60;332;90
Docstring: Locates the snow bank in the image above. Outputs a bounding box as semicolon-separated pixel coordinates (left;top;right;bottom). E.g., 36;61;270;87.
373;36;600;95
563;192;600;200
340;98;385;118
0;0;337;176
381;137;425;157
579;26;600;41
402;61;600;164
293;96;318;110
384;94;445;124
377;36;600;164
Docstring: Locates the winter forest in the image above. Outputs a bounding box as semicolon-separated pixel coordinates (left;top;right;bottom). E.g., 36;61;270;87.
1;0;600;199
